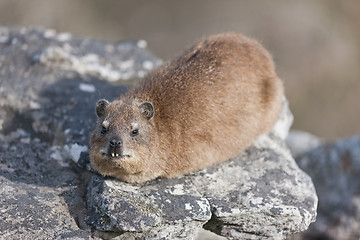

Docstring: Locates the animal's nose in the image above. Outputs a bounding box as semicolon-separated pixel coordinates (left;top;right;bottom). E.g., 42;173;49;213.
109;137;122;147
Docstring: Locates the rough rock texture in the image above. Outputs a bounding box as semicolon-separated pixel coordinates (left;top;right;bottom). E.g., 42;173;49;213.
86;98;318;240
0;26;160;239
293;136;360;240
0;26;317;239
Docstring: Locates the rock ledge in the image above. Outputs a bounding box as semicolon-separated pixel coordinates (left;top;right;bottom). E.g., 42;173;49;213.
0;26;317;240
86;102;318;239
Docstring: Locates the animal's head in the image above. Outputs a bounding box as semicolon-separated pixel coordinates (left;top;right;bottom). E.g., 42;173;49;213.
89;98;160;182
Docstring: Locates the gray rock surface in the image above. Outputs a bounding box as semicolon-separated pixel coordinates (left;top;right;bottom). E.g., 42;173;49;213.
0;26;317;239
293;136;360;240
0;26;160;239
86;100;318;240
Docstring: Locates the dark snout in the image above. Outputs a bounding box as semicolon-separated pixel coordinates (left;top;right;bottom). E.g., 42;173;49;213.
109;137;122;147
108;136;123;158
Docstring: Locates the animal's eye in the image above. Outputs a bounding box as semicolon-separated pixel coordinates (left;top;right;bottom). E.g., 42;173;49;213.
130;129;139;137
101;126;108;135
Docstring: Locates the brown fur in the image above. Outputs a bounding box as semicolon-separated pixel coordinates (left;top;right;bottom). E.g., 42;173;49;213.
89;32;284;183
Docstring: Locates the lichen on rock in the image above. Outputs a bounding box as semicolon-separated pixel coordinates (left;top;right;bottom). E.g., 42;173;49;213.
0;26;318;240
86;99;318;240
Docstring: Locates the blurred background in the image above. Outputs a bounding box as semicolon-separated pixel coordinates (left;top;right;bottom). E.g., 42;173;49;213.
0;0;359;141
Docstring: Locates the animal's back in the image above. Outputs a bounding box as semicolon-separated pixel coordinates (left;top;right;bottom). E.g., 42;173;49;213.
128;32;283;177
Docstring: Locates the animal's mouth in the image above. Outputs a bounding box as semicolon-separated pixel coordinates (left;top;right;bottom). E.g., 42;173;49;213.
109;152;120;158
101;151;132;159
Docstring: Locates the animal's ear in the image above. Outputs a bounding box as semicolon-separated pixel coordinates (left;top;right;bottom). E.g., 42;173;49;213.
96;99;109;118
139;102;154;121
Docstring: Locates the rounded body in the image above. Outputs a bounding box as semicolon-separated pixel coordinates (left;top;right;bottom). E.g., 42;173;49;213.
89;32;283;183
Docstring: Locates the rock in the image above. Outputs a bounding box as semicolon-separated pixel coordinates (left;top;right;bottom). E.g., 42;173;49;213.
0;26;161;115
86;100;318;239
286;130;322;158
34;44;161;82
269;96;294;141
0;26;160;239
0;138;91;239
64;143;89;164
293;136;360;240
0;26;317;239
87;176;212;239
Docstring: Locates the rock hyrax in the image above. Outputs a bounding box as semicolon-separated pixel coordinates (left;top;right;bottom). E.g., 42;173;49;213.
89;32;284;183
